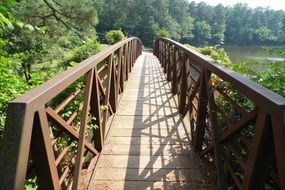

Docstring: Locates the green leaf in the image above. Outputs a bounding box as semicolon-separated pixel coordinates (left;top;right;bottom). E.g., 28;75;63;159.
7;0;15;7
16;21;24;28
24;24;34;31
69;61;77;66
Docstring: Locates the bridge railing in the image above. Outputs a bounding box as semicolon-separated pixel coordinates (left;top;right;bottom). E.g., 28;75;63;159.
0;37;142;190
154;37;285;190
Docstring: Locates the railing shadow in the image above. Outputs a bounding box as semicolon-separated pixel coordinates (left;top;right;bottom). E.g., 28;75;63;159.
123;53;201;189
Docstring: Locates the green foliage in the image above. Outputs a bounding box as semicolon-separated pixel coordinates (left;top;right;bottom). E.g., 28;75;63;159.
194;20;211;45
105;29;126;44
186;44;232;65
96;0;285;46
231;61;285;97
0;2;13;33
192;44;285;98
195;44;284;189
156;28;171;39
25;177;38;190
0;55;31;112
0;53;32;141
61;38;102;68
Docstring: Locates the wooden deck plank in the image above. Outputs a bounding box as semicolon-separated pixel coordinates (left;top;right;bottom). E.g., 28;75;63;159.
88;180;213;190
96;155;200;169
86;53;213;189
101;144;193;156
104;136;190;145
93;168;204;181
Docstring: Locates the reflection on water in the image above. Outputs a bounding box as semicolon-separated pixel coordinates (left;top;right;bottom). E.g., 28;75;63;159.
223;45;285;63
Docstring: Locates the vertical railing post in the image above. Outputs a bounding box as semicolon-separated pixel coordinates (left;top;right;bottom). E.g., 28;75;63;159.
271;110;285;190
161;42;165;69
125;43;129;80
153;40;158;57
102;54;114;134
90;67;103;151
242;110;274;190
193;68;208;152
128;41;131;73
205;69;226;190
31;107;60;189
130;40;133;68
121;45;126;92
109;54;117;113
179;53;188;115
0;104;34;190
73;68;94;190
164;42;168;73
163;42;166;69
116;47;123;104
166;45;172;82
158;40;163;63
171;47;178;94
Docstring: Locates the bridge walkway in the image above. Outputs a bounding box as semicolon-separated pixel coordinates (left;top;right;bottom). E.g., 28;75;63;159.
87;53;213;189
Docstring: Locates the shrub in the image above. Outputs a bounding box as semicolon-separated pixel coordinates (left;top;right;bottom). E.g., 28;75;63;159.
156;28;171;39
0;55;32;140
105;29;126;44
188;44;284;97
61;38;102;68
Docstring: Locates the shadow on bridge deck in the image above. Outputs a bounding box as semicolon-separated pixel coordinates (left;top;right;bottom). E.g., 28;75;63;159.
86;52;215;189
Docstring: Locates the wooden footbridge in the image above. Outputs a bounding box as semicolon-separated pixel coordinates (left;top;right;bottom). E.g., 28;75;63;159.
0;37;285;190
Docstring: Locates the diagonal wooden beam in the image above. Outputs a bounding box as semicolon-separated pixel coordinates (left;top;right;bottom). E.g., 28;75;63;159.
201;108;258;155
271;110;285;190
31;107;60;189
90;66;104;151
242;110;275;189
46;107;98;155
73;68;95;190
102;54;114;138
205;69;226;190
109;54;117;112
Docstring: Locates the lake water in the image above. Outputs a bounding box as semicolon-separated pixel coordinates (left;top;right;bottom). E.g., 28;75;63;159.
223;45;285;64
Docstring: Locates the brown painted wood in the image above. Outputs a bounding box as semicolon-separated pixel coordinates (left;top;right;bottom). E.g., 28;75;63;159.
171;48;178;94
31;107;60;190
116;47;123;103
109;54;117;112
193;69;208;152
102;54;114;137
46;107;98;155
0;38;142;189
178;54;188;115
125;43;129;80
73;69;95;190
271;110;285;190
90;66;104;151
205;69;226;190
167;45;172;82
153;38;285;189
201;108;258;156
0;104;34;190
242;110;274;189
89;53;212;189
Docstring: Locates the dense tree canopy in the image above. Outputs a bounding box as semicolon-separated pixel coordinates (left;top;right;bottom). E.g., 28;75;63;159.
96;0;285;46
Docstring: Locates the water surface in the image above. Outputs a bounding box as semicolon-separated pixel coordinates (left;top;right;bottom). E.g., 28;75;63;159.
223;45;285;63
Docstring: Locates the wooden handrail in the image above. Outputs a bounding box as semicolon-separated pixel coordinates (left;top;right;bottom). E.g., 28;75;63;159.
154;37;285;190
0;37;142;190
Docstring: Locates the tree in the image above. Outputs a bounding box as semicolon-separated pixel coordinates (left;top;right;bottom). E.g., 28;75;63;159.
194;20;211;45
224;3;252;44
105;29;126;44
211;4;226;44
3;0;100;83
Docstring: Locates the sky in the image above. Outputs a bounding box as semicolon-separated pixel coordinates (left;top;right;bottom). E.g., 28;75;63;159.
190;0;285;11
